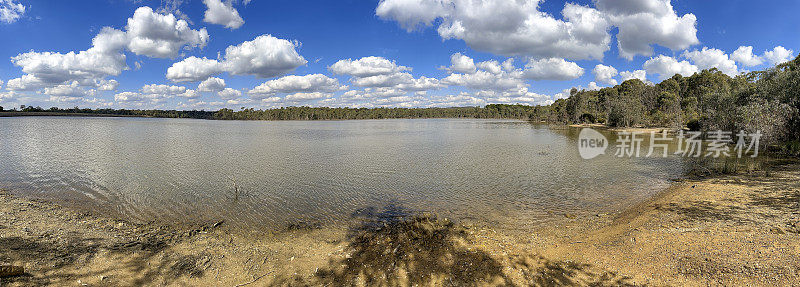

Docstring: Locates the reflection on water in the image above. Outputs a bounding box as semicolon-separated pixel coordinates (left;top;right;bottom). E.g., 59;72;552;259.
0;117;684;231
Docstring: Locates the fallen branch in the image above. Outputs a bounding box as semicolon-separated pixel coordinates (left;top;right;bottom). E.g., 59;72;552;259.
234;271;274;287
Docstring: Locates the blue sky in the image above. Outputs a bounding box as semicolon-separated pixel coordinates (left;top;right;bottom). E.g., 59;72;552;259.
0;0;797;110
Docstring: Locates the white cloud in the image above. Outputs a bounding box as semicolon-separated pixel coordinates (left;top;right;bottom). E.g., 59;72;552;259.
178;89;201;99
329;56;410;77
197;77;226;92
521;58;584;81
681;47;739;77
764;46;795;66
167;34;307;82
218;88;241;100
377;0;699;61
141;84;187;95
42;82;96;97
166;57;224;82
223;35;307;78
439;53;525;91
285;92;332;102
10;27;128;89
377;0;611;60
443;53;476;74
114;91;150;102
1;0;25;24
97;79;119;91
596;0;699;59
203;0;245;29
5;75;44;91
125;7;210;58
248;74;343;98
8;7;211;97
442;70;523;91
0;91;19;103
643;55;697;80
620;70;647;82
592;64;618;85
476;60;502;74
731;46;763;67
586;81;601;91
329;56;444;103
350;72;415;87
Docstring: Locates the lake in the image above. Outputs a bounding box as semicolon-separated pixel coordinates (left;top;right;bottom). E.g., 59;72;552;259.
0;117;684;232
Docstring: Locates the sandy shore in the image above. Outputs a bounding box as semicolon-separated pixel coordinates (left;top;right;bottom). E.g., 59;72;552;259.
2;163;799;286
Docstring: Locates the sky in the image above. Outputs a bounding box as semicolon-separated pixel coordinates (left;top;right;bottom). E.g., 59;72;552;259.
0;0;797;110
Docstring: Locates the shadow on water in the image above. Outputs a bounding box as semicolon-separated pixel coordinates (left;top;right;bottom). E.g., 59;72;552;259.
273;203;636;286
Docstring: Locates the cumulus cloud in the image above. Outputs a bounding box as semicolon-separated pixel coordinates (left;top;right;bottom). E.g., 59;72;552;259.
731;46;763;67
217;88;241;100
764;46;795;66
1;0;25;24
681;47;739;77
5;74;44;91
125;6;209;58
248;74;344;99
113;83;195;107
42;82;96;97
643;55;697;80
619;70;647;82
521;58;584;81
166;57;223;82
377;0;611;60
377;0;698;60
141;84;187;95
328;56;444;103
596;0;699;60
197;77;226;92
203;0;244;29
285;92;332;102
443;53;476;74
178;89;201;99
97;79;119;91
8;7;210;98
442;70;523;91
329;56;411;77
9;27;128;90
167;35;307;82
592;64;618;85
350;72;415;87
223;35;307;78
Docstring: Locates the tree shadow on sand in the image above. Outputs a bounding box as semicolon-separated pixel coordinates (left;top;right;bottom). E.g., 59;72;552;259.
0;227;212;286
274;203;637;286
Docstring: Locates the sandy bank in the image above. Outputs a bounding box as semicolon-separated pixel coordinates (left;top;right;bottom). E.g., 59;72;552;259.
2;163;799;286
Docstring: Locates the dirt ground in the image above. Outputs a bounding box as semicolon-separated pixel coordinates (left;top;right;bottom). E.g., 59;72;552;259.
1;163;799;286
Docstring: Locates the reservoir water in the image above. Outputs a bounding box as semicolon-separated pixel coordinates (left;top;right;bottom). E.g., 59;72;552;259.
0;117;684;232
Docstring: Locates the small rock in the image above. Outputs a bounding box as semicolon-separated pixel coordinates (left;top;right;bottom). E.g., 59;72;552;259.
564;213;577;219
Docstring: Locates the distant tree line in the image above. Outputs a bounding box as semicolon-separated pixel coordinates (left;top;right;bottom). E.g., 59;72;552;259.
3;55;798;150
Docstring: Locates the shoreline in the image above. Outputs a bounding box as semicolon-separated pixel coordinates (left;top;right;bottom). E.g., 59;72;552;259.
2;163;799;286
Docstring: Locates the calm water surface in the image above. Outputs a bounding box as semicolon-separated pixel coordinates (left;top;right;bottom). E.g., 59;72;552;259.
0;117;684;231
